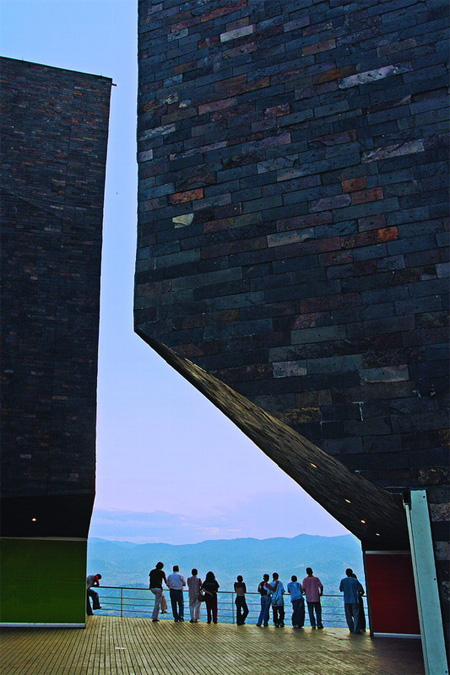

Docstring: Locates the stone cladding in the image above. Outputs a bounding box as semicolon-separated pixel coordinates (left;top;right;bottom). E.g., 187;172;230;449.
136;0;449;622
1;58;111;537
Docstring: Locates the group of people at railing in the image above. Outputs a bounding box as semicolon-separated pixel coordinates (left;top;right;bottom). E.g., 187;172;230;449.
141;562;366;633
87;563;366;634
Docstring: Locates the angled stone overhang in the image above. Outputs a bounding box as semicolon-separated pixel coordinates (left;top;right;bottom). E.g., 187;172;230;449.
136;330;408;549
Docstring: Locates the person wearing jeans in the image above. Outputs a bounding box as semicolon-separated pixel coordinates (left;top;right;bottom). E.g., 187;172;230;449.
339;568;364;634
86;573;102;615
302;567;324;629
167;565;186;622
234;575;249;625
266;573;285;627
256;574;271;627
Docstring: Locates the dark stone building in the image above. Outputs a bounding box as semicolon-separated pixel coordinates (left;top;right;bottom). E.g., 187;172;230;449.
135;0;448;658
1;58;111;625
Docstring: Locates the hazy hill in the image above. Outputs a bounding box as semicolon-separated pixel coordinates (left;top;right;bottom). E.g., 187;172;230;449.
87;534;364;593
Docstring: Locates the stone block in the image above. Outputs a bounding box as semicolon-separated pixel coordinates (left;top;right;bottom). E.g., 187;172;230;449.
138;123;176;142
307;354;364;375
360;365;409;385
314;100;350;118
273;361;308;378
342;176;366;193
387;234;438;256
303;39;336;56
362;139;425;163
310;193;351;212
284;15;310;32
344;417;394;437
392;411;450;434
220;24;254;43
169;188;204;204
291;325;346;345
351;187;384;205
396;295;442;316
200;2;247;24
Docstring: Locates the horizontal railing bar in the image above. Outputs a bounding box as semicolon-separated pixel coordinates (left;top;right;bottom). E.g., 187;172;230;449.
92;585;368;628
99;586;351;597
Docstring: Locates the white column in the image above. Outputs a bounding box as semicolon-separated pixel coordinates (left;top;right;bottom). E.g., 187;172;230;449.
404;489;448;675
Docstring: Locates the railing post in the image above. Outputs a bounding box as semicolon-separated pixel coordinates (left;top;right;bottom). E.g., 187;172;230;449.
120;588;124;618
231;592;235;624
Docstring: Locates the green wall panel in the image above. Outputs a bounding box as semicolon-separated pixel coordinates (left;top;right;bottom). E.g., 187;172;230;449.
0;538;87;625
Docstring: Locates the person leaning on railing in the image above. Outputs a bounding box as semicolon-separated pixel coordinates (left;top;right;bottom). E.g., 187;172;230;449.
265;573;285;627
234;575;249;626
187;569;203;623
287;575;305;629
256;573;271;627
166;565;186;623
149;562;169;622
201;571;219;624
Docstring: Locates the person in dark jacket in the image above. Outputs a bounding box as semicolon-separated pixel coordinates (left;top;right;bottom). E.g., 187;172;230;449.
149;561;168;622
201;571;219;624
256;574;271;627
234;575;249;625
351;572;366;632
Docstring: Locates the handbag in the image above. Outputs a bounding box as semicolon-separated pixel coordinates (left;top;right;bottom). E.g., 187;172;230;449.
198;591;206;602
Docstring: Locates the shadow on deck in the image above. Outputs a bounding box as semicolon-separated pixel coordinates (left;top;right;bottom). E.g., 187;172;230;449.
0;615;424;675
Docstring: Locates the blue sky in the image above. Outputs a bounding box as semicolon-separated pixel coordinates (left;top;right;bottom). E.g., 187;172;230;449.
2;0;349;543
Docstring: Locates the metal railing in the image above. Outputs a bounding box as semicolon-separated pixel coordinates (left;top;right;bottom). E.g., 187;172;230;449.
93;586;368;628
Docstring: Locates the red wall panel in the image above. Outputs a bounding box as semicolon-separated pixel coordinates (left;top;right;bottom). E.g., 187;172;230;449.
364;552;420;635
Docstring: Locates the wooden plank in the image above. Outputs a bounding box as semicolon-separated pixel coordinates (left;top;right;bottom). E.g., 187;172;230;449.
0;616;424;675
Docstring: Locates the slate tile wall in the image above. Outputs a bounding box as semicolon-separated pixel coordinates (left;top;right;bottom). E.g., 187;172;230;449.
136;0;449;613
1;58;111;527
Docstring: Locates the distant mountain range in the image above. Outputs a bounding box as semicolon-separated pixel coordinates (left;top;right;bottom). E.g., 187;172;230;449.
87;533;364;593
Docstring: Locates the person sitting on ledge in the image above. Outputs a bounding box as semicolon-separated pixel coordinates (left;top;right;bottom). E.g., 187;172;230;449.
86;573;102;615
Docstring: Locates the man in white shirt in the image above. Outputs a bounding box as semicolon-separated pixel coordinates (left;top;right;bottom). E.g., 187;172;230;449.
166;565;187;622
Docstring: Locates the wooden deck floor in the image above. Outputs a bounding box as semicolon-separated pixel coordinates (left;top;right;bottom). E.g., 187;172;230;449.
1;616;424;675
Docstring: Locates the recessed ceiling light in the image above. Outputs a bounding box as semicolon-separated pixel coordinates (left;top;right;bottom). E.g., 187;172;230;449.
31;517;37;522
360;519;366;524
345;499;351;504
310;463;318;469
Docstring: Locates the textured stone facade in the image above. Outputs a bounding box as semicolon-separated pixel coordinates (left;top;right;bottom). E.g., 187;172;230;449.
136;0;449;625
1;58;111;538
